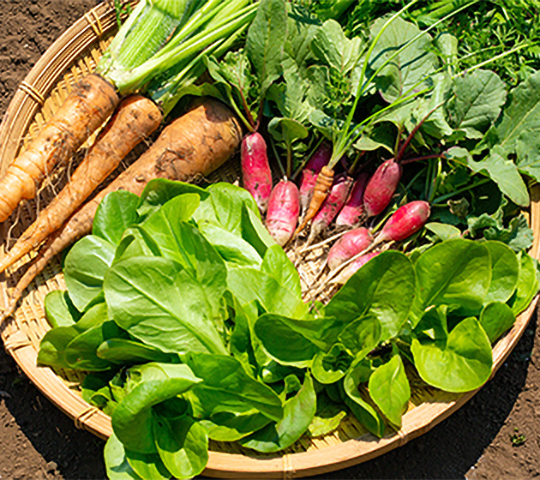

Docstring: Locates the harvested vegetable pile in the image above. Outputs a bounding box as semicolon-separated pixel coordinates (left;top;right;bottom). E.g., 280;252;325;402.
1;0;540;479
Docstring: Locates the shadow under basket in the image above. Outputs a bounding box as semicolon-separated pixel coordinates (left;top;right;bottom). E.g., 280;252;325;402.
1;3;539;479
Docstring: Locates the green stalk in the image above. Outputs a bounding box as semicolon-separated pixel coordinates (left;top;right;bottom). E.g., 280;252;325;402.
115;4;257;94
96;0;188;81
328;0;479;170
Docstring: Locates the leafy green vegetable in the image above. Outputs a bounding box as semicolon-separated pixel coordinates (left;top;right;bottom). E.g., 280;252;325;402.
480;302;516;344
44;290;80;328
412;238;491;320
240;374;316;452
368;354;410;428
411;317;493;392
325;251;415;341
64;235;116;312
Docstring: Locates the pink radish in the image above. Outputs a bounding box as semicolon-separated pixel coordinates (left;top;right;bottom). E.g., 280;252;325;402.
266;180;300;246
336;251;381;284
309;174;353;242
378;201;431;242
241;132;273;214
335;173;369;227
363;159;402;218
327;227;373;271
299;142;332;214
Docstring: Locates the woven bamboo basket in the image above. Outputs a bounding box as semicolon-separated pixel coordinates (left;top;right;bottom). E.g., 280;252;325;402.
1;3;539;479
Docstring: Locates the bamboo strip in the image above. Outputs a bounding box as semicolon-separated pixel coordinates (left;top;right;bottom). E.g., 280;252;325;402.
0;2;538;478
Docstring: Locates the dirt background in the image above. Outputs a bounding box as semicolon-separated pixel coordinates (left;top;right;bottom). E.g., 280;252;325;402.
1;1;540;479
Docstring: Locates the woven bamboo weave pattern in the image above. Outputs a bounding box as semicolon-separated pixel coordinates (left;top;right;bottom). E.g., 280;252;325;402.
0;3;539;479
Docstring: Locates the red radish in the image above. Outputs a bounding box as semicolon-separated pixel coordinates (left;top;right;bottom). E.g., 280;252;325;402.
241;132;273;214
266;180;300;246
308;174;353;242
335;173;369;227
299;142;332;214
327;227;373;271
336;251;381;284
378;201;431;242
363;159;403;217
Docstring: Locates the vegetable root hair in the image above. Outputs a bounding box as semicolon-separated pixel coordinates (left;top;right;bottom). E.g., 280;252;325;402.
0;95;163;274
0;99;242;323
0;74;119;222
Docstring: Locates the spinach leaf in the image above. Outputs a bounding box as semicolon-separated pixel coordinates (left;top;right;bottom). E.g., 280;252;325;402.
411;317;493;393
368;355;410;428
37;302;108;369
65;320;128;371
184;352;284;422
105;257;228;355
44;290;80;328
307;391;347;438
124;448;170;480
153;413;208;479
64;235;116;312
240;374;316;452
311;344;353;384
325;251;415;341
93;191;140;246
198;222;262;268
200;410;272;442
412;239;491;320
240;204;276;257
480;302;516;344
104;433;142;480
483;241;519;304
510;252;540;315
342;359;384;438
112;363;201;454
97;339;177;365
255;313;344;367
137;179;208;222
261;245;302;297
228;268;308;319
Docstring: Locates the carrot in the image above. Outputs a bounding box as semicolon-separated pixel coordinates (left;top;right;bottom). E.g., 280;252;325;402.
0;95;162;274
0;99;242;321
0;75;119;222
298;142;332;215
295;165;335;235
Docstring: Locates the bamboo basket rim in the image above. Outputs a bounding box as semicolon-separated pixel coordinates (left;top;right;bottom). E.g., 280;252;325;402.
1;3;539;479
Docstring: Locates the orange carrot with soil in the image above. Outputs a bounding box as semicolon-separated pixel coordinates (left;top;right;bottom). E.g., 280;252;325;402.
0;0;256;223
0;75;119;222
0;99;242;321
0;95;162;274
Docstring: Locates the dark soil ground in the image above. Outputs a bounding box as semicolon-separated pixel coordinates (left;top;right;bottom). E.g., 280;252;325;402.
1;2;540;479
